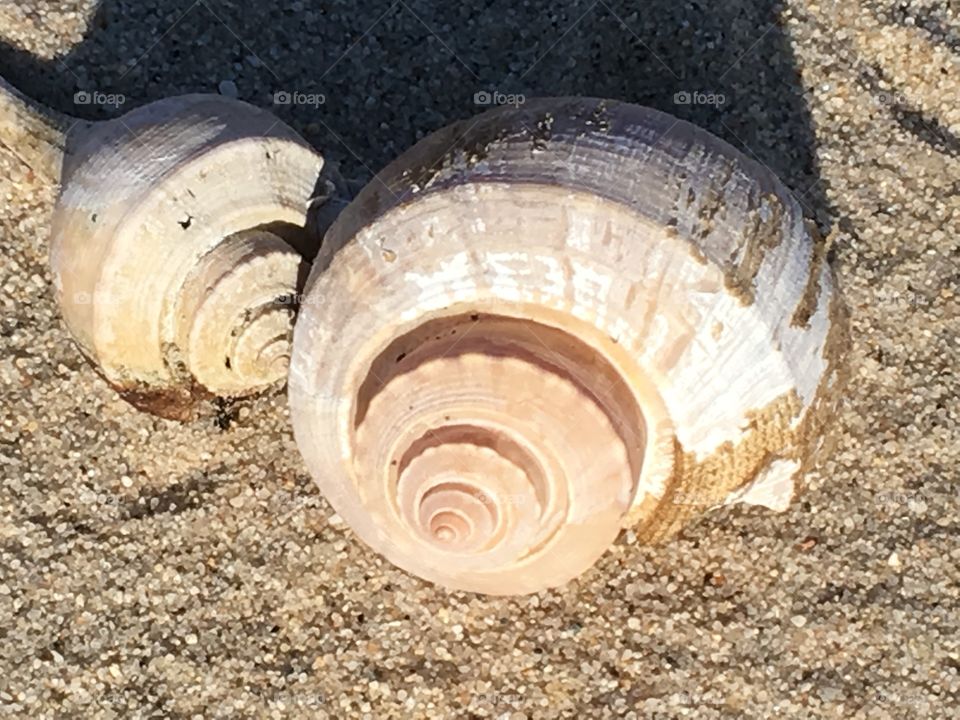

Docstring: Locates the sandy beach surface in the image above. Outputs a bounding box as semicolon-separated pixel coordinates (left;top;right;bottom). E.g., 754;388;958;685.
0;1;957;718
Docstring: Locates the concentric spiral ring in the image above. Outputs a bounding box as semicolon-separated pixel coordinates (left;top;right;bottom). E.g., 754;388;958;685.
346;312;642;593
175;229;305;395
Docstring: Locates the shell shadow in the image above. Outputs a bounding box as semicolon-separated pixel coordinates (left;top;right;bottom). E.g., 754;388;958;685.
1;0;832;226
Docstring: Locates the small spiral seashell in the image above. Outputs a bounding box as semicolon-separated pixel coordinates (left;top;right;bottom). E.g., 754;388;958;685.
288;98;848;595
0;79;325;418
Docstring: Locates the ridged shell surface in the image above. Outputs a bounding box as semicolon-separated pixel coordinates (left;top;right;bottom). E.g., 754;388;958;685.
289;98;846;595
50;94;323;417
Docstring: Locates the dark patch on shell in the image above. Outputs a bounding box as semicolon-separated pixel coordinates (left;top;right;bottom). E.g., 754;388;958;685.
112;379;213;422
530;114;554;153
722;192;785;305
795;286;851;473
694;158;735;244
790;221;833;328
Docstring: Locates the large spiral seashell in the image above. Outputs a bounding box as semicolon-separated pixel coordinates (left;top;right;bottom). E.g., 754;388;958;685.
0;78;326;418
289;98;848;595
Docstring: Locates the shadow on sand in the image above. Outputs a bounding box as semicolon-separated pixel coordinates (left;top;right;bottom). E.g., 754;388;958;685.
1;0;832;226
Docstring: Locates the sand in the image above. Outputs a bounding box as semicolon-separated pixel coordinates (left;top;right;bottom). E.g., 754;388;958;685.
0;0;957;718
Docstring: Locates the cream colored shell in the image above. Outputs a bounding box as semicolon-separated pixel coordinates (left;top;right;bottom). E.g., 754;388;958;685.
289;98;847;595
1;79;324;418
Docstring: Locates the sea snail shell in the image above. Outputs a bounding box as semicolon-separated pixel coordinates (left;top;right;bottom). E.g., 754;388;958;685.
0;78;325;419
290;97;847;596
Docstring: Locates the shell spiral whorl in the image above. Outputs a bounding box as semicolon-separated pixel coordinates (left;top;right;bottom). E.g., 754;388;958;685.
348;313;642;592
45;94;324;418
289;97;847;595
173;229;305;395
